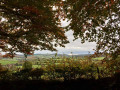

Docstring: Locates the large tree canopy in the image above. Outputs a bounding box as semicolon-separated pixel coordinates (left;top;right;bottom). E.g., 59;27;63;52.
0;0;120;58
63;0;120;57
0;0;68;56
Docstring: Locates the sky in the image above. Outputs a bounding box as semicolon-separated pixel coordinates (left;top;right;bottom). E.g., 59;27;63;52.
35;20;97;55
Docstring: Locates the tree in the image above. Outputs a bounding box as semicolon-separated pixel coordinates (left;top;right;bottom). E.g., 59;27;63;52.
0;0;68;55
62;0;120;58
22;61;32;70
0;0;119;58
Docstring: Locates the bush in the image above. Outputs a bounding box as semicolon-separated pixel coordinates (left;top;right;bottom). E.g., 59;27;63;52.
30;68;44;80
22;61;32;70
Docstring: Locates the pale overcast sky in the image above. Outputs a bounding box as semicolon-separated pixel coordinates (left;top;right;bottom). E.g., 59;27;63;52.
35;20;96;55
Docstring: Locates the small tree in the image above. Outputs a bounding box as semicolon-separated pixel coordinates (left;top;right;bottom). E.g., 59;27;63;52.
30;68;44;80
22;61;32;70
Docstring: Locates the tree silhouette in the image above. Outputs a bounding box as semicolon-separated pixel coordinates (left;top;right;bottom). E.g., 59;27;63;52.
0;0;68;55
0;0;119;58
63;0;120;58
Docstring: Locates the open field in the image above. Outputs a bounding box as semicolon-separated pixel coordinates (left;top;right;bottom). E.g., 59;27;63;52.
92;57;104;60
0;54;105;68
17;65;41;68
0;59;18;65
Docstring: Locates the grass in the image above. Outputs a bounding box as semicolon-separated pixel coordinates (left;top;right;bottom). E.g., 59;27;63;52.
32;65;41;68
0;56;104;69
0;59;18;65
16;65;42;68
16;66;22;68
92;57;104;60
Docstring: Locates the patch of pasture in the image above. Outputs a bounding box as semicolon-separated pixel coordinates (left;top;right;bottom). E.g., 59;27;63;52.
0;59;18;65
92;57;104;60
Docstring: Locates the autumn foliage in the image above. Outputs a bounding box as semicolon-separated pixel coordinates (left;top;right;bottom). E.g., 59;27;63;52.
0;0;69;55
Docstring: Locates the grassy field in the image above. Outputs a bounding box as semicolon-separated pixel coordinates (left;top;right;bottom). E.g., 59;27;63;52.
0;59;18;65
16;65;41;68
92;57;104;60
0;56;105;69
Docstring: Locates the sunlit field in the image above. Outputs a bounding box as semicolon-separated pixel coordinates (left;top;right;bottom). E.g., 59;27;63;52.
0;59;18;65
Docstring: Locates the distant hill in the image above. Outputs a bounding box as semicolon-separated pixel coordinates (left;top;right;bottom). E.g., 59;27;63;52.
15;53;92;59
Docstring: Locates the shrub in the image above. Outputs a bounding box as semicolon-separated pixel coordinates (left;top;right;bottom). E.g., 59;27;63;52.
30;68;44;80
22;61;32;70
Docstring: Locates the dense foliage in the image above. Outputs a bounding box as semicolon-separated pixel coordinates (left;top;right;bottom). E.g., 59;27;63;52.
0;55;120;81
22;61;32;70
0;55;120;89
63;0;120;57
0;0;120;58
0;0;68;56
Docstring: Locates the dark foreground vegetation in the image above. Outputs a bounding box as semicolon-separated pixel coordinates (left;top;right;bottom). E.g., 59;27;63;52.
0;74;120;90
0;55;120;90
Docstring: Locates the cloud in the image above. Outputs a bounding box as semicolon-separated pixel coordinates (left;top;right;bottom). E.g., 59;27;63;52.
56;29;96;52
35;30;96;54
35;20;96;54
